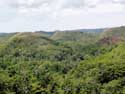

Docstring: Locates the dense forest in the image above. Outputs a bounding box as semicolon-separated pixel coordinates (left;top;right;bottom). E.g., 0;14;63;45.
0;26;125;94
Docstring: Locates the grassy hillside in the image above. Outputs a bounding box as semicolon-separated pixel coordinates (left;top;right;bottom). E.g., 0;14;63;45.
8;32;53;46
51;31;101;46
101;26;125;39
0;33;16;44
97;26;125;45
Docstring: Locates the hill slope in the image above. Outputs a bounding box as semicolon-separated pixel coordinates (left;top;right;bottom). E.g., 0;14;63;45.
101;26;125;39
51;31;101;46
64;43;125;94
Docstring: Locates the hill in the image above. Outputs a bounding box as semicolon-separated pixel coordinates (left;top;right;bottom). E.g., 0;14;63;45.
101;26;125;40
0;26;125;94
0;32;56;61
8;32;53;46
101;26;125;38
54;28;105;32
98;26;125;45
51;31;101;46
35;31;55;37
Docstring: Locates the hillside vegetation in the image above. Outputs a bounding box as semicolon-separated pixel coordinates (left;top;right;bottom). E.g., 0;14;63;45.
0;26;125;94
101;26;125;40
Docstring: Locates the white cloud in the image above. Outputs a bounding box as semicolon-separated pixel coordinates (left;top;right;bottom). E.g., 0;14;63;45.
0;0;125;32
113;0;125;4
87;3;124;13
1;0;124;14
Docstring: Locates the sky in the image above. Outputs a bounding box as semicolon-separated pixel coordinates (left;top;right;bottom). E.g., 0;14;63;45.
0;0;125;32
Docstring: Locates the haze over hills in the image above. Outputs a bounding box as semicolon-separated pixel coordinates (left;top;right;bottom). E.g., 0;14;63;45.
0;27;106;34
0;26;125;94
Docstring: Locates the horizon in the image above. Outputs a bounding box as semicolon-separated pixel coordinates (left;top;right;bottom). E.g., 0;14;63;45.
0;25;124;33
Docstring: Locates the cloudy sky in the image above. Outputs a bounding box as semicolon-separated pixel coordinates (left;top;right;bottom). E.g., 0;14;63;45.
0;0;125;32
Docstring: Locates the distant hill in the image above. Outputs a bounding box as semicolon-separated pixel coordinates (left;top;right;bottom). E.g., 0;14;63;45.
101;26;125;38
7;32;54;47
61;28;105;32
99;26;125;45
36;31;55;37
0;32;62;62
51;31;101;45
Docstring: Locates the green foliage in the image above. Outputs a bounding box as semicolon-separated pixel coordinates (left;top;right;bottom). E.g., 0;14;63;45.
0;27;125;94
101;26;125;39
